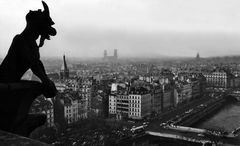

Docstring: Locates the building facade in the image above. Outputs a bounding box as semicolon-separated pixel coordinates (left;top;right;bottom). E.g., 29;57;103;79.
203;71;233;89
54;91;88;127
30;96;54;127
116;93;129;120
152;85;163;114
128;88;151;119
108;85;152;120
109;94;117;116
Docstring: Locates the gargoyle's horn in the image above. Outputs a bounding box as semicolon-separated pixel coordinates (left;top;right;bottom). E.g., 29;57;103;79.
42;1;49;15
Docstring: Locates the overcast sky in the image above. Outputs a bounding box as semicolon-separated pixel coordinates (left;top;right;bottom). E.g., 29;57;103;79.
1;0;240;58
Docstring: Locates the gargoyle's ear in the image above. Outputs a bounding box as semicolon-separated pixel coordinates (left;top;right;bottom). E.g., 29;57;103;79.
42;1;49;15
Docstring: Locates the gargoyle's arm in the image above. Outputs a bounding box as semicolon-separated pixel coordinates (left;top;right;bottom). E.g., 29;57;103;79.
31;59;50;84
20;42;50;84
20;42;57;98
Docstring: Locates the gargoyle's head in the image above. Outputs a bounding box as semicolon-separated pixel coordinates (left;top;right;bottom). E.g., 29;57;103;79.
26;1;57;47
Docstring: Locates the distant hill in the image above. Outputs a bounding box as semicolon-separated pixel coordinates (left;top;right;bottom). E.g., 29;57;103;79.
204;55;240;64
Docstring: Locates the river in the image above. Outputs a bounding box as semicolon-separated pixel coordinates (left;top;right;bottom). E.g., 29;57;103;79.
125;102;240;146
195;102;240;133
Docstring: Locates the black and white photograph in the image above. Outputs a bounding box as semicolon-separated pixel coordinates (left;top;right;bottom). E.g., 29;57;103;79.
1;0;240;145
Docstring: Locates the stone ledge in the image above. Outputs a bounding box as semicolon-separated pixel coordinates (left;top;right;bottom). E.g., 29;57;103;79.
0;130;51;146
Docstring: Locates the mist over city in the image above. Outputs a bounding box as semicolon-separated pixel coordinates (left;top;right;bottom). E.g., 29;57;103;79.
1;0;240;146
2;0;240;58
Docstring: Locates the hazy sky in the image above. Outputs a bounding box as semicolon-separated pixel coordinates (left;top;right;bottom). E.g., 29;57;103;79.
1;0;240;58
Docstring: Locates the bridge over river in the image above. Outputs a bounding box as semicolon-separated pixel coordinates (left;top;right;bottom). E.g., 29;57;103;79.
118;93;240;146
145;125;240;146
118;124;240;146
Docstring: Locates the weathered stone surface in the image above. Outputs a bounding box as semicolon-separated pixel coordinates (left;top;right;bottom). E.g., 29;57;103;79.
0;130;51;146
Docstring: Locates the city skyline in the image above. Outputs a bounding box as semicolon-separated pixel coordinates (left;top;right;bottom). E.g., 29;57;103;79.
1;0;240;58
2;1;240;145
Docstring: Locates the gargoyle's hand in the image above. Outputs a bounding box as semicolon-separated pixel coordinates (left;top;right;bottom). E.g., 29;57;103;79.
42;80;57;98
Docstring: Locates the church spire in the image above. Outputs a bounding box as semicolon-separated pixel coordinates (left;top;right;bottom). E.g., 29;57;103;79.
196;52;200;60
62;54;68;71
60;54;69;80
